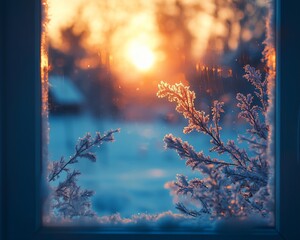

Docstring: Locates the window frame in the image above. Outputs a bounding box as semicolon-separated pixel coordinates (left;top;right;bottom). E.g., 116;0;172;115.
1;0;300;239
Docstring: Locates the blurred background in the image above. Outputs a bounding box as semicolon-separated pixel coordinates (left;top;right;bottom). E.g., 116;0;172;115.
46;0;270;218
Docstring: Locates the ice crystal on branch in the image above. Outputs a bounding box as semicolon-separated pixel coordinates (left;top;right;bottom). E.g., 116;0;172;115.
48;129;120;182
157;82;210;134
164;134;236;173
53;170;95;218
157;65;271;221
48;130;120;219
243;65;268;111
236;93;268;140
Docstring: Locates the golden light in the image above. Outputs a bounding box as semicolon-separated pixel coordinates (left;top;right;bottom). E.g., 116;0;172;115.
47;0;252;78
41;0;49;115
126;41;155;72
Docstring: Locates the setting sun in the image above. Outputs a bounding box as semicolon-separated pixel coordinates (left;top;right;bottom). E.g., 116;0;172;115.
127;41;155;71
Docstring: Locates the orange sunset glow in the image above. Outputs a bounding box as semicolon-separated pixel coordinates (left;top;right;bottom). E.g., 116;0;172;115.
46;0;269;116
47;0;267;80
127;41;156;72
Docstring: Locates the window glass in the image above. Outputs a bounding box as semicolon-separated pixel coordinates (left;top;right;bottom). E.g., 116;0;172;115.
42;0;276;229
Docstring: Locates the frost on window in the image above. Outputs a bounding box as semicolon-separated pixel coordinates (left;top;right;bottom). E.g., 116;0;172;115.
42;0;276;229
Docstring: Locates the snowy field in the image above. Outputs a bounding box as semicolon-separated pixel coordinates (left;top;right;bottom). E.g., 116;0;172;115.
48;113;242;218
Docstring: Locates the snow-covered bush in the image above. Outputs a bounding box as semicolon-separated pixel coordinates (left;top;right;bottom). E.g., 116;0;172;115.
48;129;120;219
157;65;272;221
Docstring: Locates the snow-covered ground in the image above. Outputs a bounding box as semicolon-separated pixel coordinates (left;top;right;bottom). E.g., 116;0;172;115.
48;113;241;218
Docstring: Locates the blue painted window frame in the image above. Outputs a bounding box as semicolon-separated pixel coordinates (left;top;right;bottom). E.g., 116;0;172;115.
1;0;300;239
